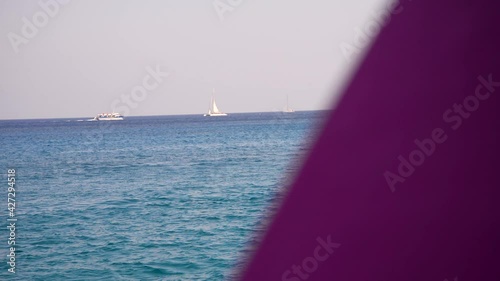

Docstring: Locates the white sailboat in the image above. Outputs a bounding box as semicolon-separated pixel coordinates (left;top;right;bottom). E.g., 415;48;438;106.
204;89;228;117
283;95;295;113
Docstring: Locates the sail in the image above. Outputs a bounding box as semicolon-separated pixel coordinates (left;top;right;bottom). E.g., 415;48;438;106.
208;97;213;114
212;98;221;113
204;88;227;116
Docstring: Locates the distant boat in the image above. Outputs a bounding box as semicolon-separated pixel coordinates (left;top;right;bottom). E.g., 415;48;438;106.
92;112;124;121
204;89;228;117
283;95;295;113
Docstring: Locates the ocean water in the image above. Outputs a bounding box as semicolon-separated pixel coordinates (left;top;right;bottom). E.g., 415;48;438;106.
0;111;326;280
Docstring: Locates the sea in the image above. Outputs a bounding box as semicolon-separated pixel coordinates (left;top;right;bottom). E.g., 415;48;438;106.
0;111;327;281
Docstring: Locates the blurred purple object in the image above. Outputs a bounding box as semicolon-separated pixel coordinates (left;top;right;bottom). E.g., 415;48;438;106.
238;0;500;280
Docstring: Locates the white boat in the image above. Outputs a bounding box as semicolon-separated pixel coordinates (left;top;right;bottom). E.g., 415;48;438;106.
283;95;295;113
92;112;124;121
204;89;228;117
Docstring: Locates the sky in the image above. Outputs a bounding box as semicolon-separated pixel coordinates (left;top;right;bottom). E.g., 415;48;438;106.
0;0;391;119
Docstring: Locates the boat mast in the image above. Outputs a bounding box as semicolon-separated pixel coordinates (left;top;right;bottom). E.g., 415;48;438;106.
208;96;212;114
208;89;215;114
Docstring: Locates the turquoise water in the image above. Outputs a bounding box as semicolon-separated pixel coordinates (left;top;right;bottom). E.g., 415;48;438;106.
0;111;325;280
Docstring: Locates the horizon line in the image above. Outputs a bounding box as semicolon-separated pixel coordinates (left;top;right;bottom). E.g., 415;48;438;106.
0;109;331;121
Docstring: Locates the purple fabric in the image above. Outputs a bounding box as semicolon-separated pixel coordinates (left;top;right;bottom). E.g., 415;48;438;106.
238;0;500;280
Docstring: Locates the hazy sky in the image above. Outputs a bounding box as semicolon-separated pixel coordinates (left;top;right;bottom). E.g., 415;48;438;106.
0;0;389;119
